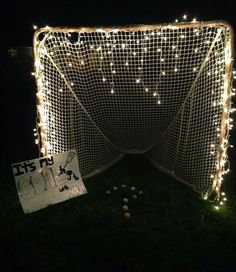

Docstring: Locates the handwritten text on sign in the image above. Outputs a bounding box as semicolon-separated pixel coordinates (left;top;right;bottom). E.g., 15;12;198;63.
12;150;87;214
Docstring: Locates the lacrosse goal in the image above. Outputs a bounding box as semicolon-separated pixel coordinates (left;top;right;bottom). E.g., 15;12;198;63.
33;21;234;199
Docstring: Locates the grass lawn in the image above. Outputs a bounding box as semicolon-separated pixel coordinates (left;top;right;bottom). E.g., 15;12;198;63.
1;151;236;272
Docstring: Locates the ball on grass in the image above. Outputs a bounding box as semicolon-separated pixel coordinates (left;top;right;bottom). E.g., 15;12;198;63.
124;212;131;218
123;198;128;203
122;205;129;211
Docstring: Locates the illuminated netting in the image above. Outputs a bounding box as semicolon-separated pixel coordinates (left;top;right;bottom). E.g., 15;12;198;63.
33;21;234;199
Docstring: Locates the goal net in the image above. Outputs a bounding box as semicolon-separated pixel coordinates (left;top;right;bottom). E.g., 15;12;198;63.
33;21;234;199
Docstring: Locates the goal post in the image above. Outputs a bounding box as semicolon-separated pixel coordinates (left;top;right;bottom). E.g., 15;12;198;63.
33;21;234;199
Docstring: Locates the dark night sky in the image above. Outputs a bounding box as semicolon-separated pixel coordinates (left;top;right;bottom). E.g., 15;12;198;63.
1;0;236;47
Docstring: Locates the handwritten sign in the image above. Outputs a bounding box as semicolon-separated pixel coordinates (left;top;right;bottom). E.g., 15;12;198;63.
12;150;87;213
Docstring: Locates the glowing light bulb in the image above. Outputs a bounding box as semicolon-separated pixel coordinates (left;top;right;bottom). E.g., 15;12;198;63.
70;82;74;86
183;14;187;20
133;52;137;56
125;62;129;66
81;60;84;65
153;92;157;96
111;89;114;94
161;58;164;62
161;71;166;75
192;18;197;22
145;88;149;92
136;79;140;83
214;206;219;210
193;68;197;72
33;25;38;30
174;68;178;72
175;19;178;23
102;77;106;82
158;100;161;104
34;60;41;67
121;44;126;49
68;63;72;67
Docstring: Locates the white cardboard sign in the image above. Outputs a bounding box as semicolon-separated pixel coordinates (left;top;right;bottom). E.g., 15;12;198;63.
12;150;87;213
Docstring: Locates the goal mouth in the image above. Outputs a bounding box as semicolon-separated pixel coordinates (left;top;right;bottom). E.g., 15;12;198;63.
33;21;234;199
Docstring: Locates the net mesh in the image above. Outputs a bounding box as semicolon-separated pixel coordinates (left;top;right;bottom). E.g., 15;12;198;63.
33;22;234;198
